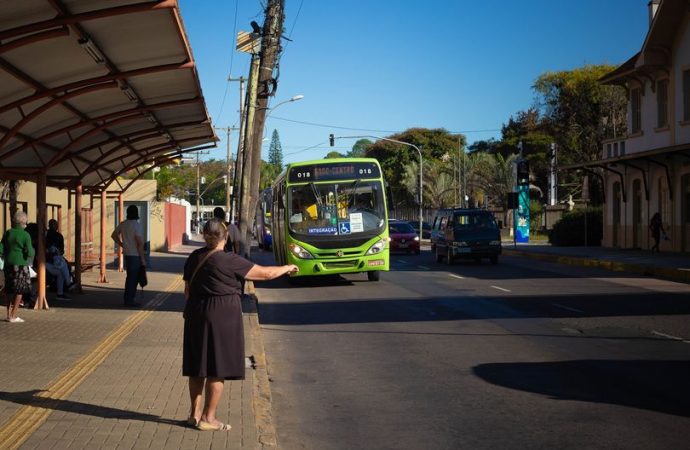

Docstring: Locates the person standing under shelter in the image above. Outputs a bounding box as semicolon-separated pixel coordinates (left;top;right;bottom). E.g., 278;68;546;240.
111;205;146;307
2;211;35;323
649;212;666;252
183;218;298;431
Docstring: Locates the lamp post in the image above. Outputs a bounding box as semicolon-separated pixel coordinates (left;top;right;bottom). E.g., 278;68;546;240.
332;134;423;238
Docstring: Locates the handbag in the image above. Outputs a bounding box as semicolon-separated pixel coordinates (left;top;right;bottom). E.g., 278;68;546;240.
137;265;147;288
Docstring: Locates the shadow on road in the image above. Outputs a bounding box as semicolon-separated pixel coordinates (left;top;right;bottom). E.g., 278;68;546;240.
473;359;690;417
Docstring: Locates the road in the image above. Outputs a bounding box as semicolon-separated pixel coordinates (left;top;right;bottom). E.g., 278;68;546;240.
251;249;690;450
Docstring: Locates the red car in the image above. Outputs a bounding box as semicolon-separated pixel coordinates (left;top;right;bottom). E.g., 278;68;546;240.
388;220;420;254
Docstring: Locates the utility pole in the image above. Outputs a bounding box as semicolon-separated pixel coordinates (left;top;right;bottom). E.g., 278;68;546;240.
549;143;557;206
214;126;240;219
238;53;260;255
242;0;285;258
229;76;246;223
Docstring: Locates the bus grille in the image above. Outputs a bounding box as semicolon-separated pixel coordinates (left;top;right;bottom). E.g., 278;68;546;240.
315;250;362;258
323;261;358;269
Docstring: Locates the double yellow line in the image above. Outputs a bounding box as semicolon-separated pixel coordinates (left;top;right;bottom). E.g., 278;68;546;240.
0;277;183;450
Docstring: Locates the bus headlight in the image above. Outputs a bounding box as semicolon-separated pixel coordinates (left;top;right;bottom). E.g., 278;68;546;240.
365;238;387;255
265;228;271;235
413;236;420;241
288;243;313;259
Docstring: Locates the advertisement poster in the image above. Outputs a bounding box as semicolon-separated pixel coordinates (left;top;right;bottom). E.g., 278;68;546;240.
515;185;530;243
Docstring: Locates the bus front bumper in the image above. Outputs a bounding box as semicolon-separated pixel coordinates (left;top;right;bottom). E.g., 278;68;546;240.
288;253;389;277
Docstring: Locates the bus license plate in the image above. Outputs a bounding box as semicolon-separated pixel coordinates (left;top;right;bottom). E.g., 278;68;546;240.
368;259;385;267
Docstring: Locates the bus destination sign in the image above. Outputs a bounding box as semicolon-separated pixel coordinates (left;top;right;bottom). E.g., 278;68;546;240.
288;162;381;183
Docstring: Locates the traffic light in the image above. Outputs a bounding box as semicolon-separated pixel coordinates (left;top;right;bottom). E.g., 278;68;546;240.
329;134;335;146
517;159;529;186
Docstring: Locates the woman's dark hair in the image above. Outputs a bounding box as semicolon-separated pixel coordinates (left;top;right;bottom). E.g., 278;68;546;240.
213;207;226;220
126;205;139;220
203;218;228;248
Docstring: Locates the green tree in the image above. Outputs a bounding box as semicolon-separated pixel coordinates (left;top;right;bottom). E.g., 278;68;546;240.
348;139;372;158
365;128;466;208
325;151;345;159
533;65;627;204
268;129;283;169
260;160;280;190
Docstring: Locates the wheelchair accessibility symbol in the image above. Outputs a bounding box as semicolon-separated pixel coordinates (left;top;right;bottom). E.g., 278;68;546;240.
339;222;351;234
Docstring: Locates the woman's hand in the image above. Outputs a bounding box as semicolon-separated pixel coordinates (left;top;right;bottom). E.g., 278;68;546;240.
285;264;299;274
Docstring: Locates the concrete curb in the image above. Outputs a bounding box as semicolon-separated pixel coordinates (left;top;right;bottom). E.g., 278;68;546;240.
244;280;278;449
502;249;690;284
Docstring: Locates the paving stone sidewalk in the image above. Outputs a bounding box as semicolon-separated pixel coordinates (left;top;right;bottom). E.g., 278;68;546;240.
0;242;271;450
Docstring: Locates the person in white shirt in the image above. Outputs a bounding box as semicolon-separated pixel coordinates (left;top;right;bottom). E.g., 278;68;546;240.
111;205;146;307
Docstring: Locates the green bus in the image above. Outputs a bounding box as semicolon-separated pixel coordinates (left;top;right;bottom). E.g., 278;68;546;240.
271;158;389;281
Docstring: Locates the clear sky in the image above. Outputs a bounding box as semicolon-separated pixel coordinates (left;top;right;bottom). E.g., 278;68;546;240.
178;0;650;165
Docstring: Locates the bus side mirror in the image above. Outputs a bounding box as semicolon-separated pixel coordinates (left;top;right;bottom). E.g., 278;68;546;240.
385;182;394;213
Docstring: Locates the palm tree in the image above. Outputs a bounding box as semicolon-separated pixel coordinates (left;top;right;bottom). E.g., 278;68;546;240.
401;160;455;209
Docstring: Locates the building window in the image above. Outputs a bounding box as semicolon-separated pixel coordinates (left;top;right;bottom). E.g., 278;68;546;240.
613;142;619;157
631;87;642;133
684;70;690;122
657;79;668;128
620;141;625;155
607;143;612;158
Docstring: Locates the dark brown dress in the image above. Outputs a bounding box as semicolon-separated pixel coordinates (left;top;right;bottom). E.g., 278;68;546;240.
183;248;254;379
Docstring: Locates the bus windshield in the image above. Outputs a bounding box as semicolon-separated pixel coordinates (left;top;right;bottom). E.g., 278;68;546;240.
288;180;385;235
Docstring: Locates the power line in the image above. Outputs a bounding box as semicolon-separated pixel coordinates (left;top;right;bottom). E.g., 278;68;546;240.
269;115;501;135
215;0;240;122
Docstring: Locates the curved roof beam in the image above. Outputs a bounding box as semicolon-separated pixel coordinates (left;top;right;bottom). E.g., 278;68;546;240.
0;82;118;152
0;27;69;55
94;145;215;192
0;0;176;42
2;97;202;165
0;61;194;117
78;127;209;177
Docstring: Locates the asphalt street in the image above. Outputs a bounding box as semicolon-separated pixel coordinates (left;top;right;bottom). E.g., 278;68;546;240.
251;248;690;450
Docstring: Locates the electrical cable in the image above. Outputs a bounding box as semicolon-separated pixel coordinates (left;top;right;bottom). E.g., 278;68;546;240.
270;115;501;135
215;0;240;123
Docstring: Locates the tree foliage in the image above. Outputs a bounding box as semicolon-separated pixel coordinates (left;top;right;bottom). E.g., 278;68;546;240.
365;128;466;208
533;65;627;204
268;129;283;169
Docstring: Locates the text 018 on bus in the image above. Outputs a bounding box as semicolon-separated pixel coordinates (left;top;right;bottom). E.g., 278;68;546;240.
270;158;390;281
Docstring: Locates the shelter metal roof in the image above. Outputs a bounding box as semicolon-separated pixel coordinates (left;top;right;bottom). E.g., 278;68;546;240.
0;0;217;193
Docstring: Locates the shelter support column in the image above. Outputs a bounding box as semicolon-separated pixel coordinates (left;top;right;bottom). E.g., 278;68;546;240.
74;184;83;294
98;190;108;283
34;172;49;310
118;193;124;272
66;193;72;261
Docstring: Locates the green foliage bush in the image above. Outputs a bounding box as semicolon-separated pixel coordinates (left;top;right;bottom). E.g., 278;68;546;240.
548;207;602;246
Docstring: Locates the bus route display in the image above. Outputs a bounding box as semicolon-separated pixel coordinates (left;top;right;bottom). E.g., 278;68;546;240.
288;161;381;183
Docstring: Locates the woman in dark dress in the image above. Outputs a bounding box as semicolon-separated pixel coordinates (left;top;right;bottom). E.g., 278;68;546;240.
183;218;298;431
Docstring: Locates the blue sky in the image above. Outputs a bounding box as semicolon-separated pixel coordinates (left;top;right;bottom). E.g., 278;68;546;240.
179;0;650;164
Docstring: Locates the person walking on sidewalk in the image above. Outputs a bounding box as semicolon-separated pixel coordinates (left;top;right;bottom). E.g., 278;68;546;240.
212;207;241;254
111;205;146;307
649;212;666;252
182;218;298;431
2;211;35;323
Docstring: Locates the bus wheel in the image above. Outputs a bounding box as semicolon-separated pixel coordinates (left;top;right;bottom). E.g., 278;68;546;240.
367;271;380;281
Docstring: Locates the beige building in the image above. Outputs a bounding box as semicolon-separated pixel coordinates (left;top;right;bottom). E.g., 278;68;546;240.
570;0;690;252
2;179;168;259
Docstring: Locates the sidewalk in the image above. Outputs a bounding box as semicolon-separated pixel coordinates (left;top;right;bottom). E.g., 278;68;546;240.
502;241;690;284
0;240;273;450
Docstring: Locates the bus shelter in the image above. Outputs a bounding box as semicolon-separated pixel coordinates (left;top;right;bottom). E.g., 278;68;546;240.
0;0;217;309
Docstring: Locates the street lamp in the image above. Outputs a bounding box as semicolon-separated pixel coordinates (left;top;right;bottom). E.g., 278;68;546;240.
332;134;423;238
262;94;304;117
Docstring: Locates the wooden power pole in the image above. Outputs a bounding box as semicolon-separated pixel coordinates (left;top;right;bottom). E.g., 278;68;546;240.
241;0;284;258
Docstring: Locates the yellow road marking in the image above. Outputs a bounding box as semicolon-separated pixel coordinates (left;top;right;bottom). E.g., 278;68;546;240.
0;277;182;450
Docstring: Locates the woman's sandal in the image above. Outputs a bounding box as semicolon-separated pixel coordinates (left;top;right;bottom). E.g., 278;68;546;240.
196;420;231;431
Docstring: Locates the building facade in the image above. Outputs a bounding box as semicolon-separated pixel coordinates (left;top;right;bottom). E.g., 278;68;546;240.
582;0;690;252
